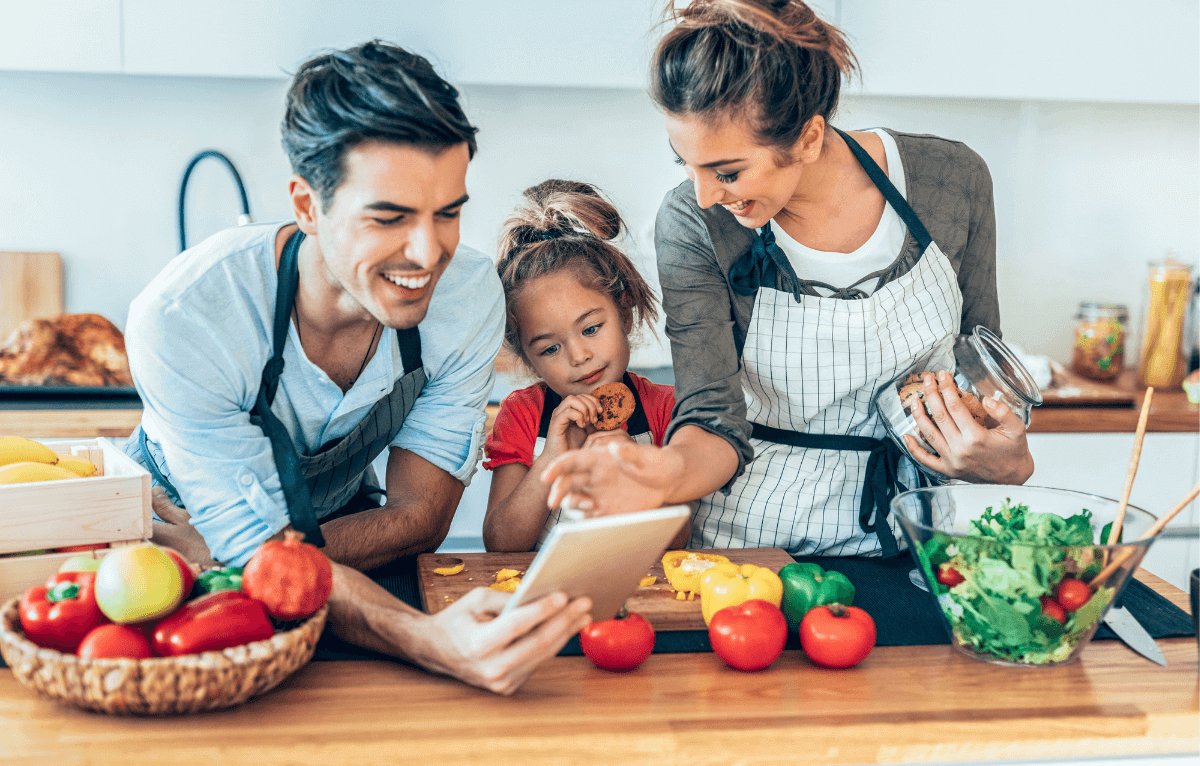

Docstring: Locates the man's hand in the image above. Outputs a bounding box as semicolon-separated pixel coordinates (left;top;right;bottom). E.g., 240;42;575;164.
414;588;593;695
149;487;215;566
904;371;1034;484
327;563;591;695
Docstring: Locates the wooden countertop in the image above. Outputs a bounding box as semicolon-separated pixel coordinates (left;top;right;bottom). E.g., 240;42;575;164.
0;572;1195;765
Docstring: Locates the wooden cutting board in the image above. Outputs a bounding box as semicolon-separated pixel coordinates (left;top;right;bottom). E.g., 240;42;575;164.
417;547;795;632
1039;364;1137;407
0;251;63;341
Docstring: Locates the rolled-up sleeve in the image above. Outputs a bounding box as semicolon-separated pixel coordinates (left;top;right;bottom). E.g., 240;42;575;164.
391;260;502;485
127;297;290;566
655;196;753;489
956;150;1000;336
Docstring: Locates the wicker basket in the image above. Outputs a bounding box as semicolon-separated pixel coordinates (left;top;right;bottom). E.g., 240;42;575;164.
0;597;327;715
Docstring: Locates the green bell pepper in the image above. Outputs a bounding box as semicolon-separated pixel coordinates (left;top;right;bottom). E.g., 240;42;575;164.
195;566;244;595
779;562;856;629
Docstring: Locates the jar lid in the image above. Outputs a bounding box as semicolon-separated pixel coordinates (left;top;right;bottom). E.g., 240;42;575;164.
1075;302;1129;320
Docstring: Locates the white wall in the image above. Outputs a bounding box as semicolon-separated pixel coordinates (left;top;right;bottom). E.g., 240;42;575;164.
0;71;1196;368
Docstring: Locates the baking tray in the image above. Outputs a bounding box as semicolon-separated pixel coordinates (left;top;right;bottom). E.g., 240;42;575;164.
0;384;139;398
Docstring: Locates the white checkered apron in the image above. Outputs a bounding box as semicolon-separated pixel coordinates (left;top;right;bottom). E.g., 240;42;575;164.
691;238;964;556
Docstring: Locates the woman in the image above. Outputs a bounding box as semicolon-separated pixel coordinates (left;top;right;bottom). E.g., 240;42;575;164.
544;0;1033;557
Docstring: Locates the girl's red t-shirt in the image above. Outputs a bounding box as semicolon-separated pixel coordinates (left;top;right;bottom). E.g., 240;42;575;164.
483;371;675;470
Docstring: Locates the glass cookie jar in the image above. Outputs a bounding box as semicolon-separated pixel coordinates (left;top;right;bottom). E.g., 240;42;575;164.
1071;303;1128;381
872;326;1044;482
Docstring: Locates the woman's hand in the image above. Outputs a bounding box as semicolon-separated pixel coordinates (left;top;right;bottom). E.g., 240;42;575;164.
904;371;1034;484
543;394;600;457
541;439;685;515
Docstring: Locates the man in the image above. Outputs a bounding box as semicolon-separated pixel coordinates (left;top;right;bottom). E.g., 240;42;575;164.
123;40;591;694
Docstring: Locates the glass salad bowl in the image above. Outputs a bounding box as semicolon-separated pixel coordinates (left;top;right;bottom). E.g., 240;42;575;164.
891;484;1156;667
872;326;1044;482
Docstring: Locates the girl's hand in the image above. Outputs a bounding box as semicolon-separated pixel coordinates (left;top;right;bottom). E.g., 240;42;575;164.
544;394;601;457
904;371;1035;484
541;440;685;515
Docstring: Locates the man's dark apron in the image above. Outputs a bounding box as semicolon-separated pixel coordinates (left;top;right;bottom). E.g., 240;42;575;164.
133;228;427;547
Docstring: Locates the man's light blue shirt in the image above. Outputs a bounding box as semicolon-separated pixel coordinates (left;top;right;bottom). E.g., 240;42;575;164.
125;222;502;565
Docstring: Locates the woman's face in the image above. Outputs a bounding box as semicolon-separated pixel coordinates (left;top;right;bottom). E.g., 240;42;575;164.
665;113;818;230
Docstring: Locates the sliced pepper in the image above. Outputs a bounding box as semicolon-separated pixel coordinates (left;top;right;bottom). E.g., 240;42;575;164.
19;571;108;653
151;590;274;656
194;566;244;595
433;561;465;576
661;551;732;596
779;562;855;629
699;562;783;625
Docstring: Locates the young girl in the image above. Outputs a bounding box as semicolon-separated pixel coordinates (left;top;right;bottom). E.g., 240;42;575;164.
483;179;677;552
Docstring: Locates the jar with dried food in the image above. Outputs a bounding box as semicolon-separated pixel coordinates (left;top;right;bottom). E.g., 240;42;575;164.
1071;303;1127;381
1137;259;1193;388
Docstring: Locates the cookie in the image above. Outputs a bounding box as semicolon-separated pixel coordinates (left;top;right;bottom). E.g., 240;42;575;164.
898;372;987;425
592;381;635;431
959;391;988;425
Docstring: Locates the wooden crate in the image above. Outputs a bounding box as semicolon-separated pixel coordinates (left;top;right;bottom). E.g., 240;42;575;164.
0;542;143;603
0;437;150;557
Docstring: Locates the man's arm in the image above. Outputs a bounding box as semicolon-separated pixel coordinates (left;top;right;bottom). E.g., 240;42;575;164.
319;447;463;571
326;562;592;695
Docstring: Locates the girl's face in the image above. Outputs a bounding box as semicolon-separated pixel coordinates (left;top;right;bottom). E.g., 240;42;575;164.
664;112;822;230
514;269;630;397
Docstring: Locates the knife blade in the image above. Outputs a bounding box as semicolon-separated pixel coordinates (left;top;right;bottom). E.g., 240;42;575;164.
1102;606;1167;666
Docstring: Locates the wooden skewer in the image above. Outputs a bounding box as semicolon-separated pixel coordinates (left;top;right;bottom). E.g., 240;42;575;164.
1105;387;1154;548
1090;482;1200;589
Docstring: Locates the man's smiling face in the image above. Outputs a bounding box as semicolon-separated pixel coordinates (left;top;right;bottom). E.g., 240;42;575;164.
305;139;470;329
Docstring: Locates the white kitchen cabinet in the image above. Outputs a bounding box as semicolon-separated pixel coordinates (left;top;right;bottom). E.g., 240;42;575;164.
121;0;661;88
840;0;1199;104
0;1;121;74
1027;432;1200;589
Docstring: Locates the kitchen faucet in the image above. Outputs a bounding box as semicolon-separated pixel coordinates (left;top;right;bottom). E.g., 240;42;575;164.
177;149;252;253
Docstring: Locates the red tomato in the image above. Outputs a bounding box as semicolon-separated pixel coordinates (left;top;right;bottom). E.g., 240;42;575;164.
935;564;965;588
799;604;876;669
77;624;152;660
708;599;788;672
579;612;655;672
160;547;197;598
1040;596;1067;625
1055;579;1092;612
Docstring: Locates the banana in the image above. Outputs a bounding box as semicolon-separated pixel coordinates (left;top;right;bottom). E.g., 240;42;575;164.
0;436;59;467
0;461;80;485
55;456;100;477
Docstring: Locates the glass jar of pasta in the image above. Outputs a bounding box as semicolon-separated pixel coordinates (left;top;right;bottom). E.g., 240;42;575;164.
1137;259;1194;388
1071;302;1128;381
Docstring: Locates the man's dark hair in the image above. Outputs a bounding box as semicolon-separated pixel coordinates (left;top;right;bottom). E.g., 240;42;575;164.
281;39;479;208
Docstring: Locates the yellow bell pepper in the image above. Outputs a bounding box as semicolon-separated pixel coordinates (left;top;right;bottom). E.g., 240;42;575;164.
661;551;732;596
699;562;783;625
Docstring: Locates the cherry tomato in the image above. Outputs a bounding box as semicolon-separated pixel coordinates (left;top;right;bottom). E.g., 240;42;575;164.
1040;596;1067;625
1055;578;1092;612
708;599;788;672
579;612;655;672
160;547;198;598
77;624;152;659
799;604;876;669
936;564;965;588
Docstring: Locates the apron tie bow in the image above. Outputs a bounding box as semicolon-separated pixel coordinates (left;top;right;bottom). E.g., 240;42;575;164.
728;226;804;301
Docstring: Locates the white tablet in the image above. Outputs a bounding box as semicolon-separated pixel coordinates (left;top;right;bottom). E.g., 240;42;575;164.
499;505;690;620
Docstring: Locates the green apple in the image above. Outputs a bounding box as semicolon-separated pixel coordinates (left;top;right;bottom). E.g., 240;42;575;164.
58;555;102;573
95;544;184;624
